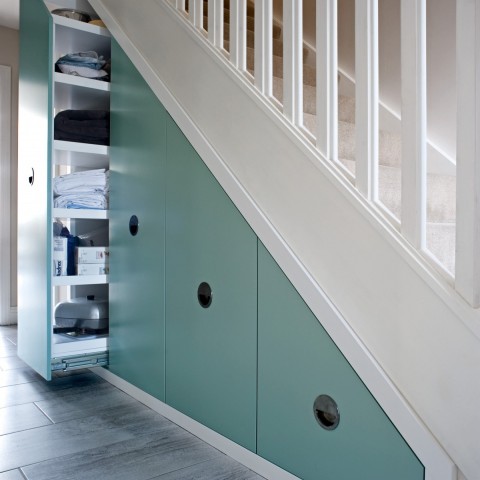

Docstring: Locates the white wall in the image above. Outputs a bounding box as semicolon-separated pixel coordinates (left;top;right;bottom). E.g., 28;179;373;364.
0;25;19;319
273;0;457;161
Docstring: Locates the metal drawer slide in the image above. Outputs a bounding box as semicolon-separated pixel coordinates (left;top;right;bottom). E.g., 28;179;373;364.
51;351;109;372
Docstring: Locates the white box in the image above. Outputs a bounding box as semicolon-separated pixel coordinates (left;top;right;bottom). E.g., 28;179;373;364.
75;246;109;264
76;264;110;276
53;236;68;276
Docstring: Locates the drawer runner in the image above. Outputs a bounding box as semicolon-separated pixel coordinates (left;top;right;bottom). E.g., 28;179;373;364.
51;351;109;372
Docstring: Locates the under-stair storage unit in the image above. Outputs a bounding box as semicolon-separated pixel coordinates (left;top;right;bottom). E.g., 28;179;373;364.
108;40;167;400
257;242;424;480
18;0;110;380
165;116;258;453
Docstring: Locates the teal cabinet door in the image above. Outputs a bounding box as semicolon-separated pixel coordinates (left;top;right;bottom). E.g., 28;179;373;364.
165;116;257;452
17;0;53;380
258;242;424;480
109;40;166;400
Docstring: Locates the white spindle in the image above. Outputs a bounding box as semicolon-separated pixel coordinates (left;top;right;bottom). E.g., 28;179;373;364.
254;0;273;96
316;0;338;161
355;0;378;199
208;0;224;49
191;0;203;29
176;0;186;11
400;0;427;249
230;0;247;70
456;0;480;307
283;0;303;126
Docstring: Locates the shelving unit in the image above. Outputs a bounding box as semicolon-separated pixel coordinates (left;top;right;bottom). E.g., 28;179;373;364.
18;0;111;380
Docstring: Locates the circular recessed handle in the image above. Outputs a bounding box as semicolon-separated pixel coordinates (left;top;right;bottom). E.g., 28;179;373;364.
313;394;340;430
197;282;212;308
129;215;139;236
28;168;34;186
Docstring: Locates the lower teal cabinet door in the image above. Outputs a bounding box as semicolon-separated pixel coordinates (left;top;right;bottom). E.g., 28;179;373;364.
257;242;424;480
165;116;257;452
109;40;166;400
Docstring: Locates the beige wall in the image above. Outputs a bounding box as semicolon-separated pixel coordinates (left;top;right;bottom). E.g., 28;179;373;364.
0;25;19;310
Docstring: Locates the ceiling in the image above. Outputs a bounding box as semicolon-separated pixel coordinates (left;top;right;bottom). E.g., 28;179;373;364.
0;0;19;30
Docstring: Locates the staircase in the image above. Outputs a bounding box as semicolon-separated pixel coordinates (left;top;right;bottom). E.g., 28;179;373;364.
91;0;480;479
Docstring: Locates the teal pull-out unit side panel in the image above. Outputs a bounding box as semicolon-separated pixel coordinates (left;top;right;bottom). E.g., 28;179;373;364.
17;0;53;380
165;115;257;452
257;242;424;480
109;39;167;400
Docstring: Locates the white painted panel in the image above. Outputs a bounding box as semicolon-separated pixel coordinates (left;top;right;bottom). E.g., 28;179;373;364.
400;0;427;249
0;65;12;325
283;0;303;125
254;0;273;96
455;0;480;307
354;0;378;200
230;0;247;70
316;0;338;162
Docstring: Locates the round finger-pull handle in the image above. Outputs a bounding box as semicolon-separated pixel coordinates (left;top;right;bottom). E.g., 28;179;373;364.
28;168;34;186
197;282;212;308
129;215;139;236
313;394;340;430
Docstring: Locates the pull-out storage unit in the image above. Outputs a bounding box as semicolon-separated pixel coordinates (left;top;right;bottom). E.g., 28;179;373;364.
18;0;110;380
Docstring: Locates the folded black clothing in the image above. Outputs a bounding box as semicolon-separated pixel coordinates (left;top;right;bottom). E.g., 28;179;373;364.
54;110;110;145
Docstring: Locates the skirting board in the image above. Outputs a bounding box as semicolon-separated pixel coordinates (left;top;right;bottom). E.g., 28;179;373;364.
91;366;300;480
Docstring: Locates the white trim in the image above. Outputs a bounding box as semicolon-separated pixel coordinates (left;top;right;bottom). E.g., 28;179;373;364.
0;65;14;326
91;368;301;480
90;2;458;477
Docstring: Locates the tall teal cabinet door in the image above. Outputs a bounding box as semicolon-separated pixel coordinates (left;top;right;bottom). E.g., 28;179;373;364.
17;0;53;380
165;117;257;452
257;243;424;480
109;40;166;400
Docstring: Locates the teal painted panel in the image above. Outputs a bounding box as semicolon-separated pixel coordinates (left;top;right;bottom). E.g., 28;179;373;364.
17;0;53;380
165;116;257;452
257;242;424;480
109;40;166;400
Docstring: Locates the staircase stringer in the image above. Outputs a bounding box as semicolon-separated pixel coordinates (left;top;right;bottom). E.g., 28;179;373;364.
92;0;477;478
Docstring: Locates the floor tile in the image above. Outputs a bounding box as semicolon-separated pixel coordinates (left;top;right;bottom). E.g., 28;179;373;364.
0;368;43;388
0;357;27;371
152;455;265;480
21;428;223;480
0;403;52;435
0;469;25;480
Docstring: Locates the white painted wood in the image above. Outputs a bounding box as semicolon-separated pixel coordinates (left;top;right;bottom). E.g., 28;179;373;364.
355;0;378;200
53;14;111;36
54;72;111;91
175;0;186;11
53;139;109;155
283;0;303;126
90;1;468;477
52;275;108;286
190;0;203;29
52;208;109;219
254;0;273;96
230;0;247;71
0;65;13;325
316;0;338;162
400;0;427;249
208;0;224;49
455;0;480;308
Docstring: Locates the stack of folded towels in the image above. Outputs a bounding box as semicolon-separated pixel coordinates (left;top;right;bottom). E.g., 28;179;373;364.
55;51;109;81
54;169;109;210
54;110;110;145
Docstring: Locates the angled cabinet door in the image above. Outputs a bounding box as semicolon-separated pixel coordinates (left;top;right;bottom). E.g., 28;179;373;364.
165;116;257;452
257;242;425;480
109;40;166;400
17;0;53;379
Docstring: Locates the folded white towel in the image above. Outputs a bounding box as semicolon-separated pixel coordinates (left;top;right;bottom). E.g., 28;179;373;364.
54;193;108;210
53;169;109;196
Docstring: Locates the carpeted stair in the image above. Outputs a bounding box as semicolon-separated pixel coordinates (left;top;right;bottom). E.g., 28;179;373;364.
187;0;456;274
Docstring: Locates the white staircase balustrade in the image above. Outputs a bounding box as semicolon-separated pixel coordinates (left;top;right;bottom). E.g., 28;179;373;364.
254;0;273;96
455;0;480;308
230;0;247;71
208;0;224;48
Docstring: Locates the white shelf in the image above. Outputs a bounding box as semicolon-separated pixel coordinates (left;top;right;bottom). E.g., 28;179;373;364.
52;334;108;357
53;208;108;219
53;274;108;286
54;140;109;156
52;14;111;37
54;72;110;92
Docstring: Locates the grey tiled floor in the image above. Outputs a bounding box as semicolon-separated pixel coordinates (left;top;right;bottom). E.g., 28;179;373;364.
0;326;264;480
